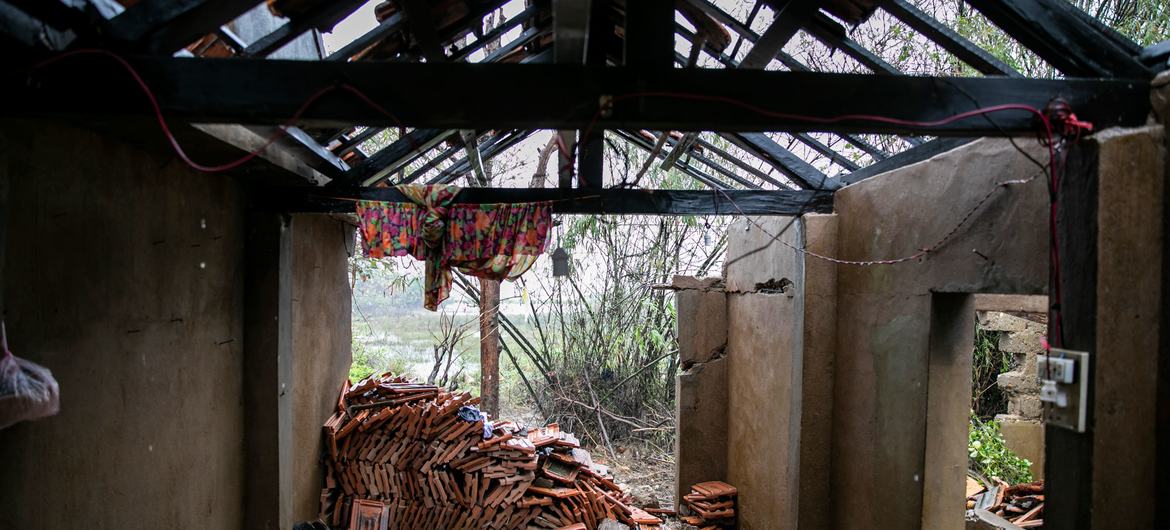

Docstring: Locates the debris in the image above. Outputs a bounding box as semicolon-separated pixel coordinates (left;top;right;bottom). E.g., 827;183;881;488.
318;373;664;529
966;480;1044;528
680;481;737;528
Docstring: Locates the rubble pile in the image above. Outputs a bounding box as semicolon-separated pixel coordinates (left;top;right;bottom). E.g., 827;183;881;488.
318;373;663;530
680;481;737;529
966;480;1045;528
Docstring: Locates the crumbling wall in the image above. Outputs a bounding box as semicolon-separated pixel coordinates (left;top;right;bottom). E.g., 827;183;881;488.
719;213;837;530
977;307;1047;480
673;276;728;509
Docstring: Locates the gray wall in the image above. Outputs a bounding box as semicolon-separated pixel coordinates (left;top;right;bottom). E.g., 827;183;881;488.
831;138;1048;529
722;213;837;530
291;215;353;522
0;121;247;528
0;121;352;529
711;138;1048;530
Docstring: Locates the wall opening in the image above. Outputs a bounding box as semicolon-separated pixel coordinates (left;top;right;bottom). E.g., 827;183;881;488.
923;293;1049;529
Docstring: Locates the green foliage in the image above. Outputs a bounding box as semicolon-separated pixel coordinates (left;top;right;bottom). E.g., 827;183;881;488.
349;336;412;383
969;414;1034;485
349;337;378;382
971;325;1014;420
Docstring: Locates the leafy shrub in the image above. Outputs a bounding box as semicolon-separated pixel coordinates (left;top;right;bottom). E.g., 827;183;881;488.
969;414;1033;484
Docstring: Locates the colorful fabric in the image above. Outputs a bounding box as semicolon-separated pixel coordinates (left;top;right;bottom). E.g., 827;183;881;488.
356;185;552;310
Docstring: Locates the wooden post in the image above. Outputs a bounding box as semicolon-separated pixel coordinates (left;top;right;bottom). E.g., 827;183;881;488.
479;278;501;418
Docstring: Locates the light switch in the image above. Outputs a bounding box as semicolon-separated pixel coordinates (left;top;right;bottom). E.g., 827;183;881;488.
1040;348;1090;433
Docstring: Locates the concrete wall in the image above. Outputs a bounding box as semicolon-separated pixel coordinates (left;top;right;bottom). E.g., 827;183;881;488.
978;307;1047;480
832;138;1048;530
0;122;247;529
685;125;1167;529
291;215;353;522
722;213;837;530
674;278;729;508
0;121;352;529
1089;125;1165;529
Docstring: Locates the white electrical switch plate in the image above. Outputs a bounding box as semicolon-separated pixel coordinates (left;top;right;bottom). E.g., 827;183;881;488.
1041;348;1090;432
1037;356;1076;384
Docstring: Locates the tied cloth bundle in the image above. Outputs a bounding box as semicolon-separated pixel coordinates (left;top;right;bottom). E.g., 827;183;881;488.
356;185;553;310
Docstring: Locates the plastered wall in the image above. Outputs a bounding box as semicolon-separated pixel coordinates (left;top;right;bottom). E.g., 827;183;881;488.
0;121;352;529
713;138;1049;530
0;122;248;529
291;215;354;522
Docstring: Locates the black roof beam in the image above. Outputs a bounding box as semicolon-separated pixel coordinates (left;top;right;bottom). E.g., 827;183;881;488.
614;130;734;190
332;128;455;187
1141;40;1170;69
676;2;890;159
431;129;534;185
0;1;74;50
451;3;541;62
740;0;820;68
271;186;834;216
883;0;1020;77
16;57;1152;135
5;0;91;32
247;124;350;179
674;25;738;68
729;133;842;191
400;0;447;62
577;0;611;189
691;136;792;189
964;0;1150;78
805;12;899;75
108;0;261;54
675;22;862;182
792;133;861;172
624;0;675;68
333;127;386;156
241;0;366;58
657;133;762;189
399;134;482;185
838;138;975;186
666;2;830;189
481;24;548;63
325;11;405;62
727;1;763;62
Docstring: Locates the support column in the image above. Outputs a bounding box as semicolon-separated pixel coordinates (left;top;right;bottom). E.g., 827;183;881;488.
244;212;294;530
479;278;501;418
673;277;728;509
1045;124;1166;529
921;294;975;530
1087;126;1164;529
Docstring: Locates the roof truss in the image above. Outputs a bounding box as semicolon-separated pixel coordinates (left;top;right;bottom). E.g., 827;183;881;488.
2;0;1162;207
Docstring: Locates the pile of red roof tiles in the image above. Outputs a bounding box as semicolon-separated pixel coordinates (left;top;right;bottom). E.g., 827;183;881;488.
967;480;1045;528
318;373;663;530
680;481;737;529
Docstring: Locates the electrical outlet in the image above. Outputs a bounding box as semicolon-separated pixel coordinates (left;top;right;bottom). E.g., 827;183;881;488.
1037;356;1076;384
1041;348;1090;433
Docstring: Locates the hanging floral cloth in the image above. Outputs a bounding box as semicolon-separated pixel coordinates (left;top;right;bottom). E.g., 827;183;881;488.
356;185;553;310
